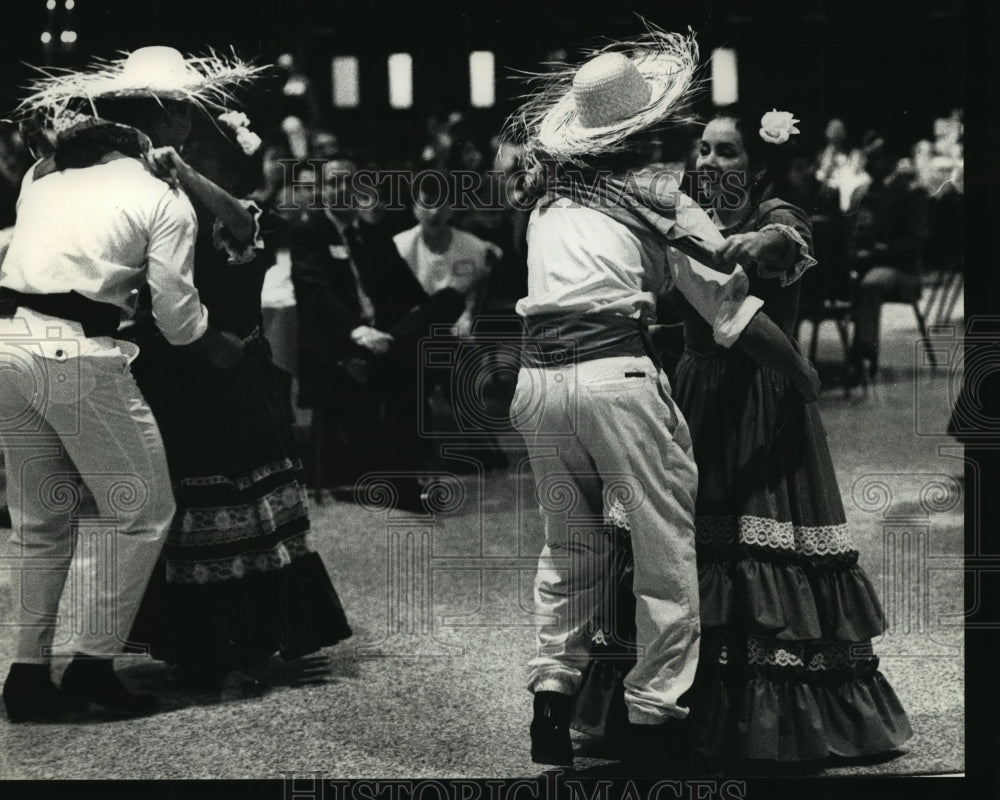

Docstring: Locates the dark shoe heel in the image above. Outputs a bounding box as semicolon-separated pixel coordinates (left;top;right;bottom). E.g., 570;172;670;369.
61;656;161;718
530;691;575;767
3;663;82;723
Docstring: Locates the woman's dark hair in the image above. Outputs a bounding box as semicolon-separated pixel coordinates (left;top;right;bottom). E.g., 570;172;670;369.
187;108;264;198
706;103;799;208
53;120;146;170
94;96;183;135
53;96;190;170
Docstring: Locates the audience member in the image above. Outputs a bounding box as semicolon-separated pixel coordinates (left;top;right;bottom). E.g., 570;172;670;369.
286;154;463;507
848;134;930;377
394;180;500;338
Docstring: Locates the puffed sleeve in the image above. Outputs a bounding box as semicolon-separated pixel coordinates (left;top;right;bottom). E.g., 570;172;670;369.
211;199;266;265
755;203;818;286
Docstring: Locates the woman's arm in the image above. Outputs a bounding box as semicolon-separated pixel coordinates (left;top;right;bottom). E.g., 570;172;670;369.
714;205;817;284
147;146;255;245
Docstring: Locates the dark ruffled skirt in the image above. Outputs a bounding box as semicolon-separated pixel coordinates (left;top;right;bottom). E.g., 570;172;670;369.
129;335;352;674
574;349;911;763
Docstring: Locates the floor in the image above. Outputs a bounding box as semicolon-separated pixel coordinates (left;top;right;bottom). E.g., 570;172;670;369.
0;293;966;780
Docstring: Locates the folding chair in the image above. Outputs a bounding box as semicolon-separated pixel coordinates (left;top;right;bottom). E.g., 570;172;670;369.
796;214;864;396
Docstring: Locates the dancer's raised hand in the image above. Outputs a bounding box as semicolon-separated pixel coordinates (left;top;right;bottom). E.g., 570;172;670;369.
146;146;190;184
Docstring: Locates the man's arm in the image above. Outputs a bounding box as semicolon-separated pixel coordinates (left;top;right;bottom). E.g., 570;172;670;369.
146;189;243;368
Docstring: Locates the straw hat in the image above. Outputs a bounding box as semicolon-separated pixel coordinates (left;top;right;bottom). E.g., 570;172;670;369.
509;26;701;165
18;46;264;133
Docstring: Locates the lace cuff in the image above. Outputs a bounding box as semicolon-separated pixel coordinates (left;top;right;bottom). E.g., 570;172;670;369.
756;223;817;287
212;199;265;265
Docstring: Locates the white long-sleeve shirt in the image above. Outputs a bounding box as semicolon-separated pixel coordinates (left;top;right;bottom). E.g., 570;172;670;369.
516;192;763;348
0;157;208;356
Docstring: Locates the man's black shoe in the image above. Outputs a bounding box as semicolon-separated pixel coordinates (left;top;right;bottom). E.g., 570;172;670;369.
618;717;689;774
61;655;161;717
0;505;11;529
3;663;85;723
530;690;575;767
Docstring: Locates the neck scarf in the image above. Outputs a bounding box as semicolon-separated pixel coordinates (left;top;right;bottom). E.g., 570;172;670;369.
546;167;719;265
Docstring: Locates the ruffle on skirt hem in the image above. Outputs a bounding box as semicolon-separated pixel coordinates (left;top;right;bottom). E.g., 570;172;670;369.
689;671;913;762
699;556;886;641
129;549;352;674
575;662;912;763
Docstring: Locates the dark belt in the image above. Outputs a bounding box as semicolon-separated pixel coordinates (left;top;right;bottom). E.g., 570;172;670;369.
521;312;659;368
0;288;122;338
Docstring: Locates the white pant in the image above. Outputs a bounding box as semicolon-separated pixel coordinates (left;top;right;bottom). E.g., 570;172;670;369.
0;340;173;660
512;355;700;723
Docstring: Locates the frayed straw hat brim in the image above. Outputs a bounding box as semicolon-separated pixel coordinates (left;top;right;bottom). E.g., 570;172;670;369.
510;27;702;165
17;49;265;129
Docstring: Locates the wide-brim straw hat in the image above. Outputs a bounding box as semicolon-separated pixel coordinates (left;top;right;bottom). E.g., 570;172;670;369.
509;26;701;165
17;46;264;135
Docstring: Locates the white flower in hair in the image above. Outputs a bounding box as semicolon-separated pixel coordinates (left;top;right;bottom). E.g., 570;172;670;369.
759;109;800;145
218;110;261;155
234;127;262;156
218;110;251;130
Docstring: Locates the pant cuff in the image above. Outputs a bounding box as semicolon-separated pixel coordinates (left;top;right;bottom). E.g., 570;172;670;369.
627;705;689;725
532;677;576;695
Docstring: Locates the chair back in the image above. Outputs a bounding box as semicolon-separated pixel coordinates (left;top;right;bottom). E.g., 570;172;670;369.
925;191;963;271
799;214;853;311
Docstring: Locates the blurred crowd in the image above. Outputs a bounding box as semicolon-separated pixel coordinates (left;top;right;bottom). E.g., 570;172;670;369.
0;51;966;514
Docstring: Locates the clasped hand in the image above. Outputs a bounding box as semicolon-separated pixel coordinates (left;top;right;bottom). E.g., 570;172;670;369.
145;146;190;184
712;231;786;270
351;326;394;356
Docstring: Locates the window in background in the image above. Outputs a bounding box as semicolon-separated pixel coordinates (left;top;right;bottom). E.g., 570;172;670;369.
469;51;495;108
331;55;360;108
388;53;413;109
711;48;738;106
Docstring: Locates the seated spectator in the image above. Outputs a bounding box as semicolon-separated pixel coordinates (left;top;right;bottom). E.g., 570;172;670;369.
286;153;463;508
393;180;500;339
815;117;850;189
393;180;505;457
848;134;930;377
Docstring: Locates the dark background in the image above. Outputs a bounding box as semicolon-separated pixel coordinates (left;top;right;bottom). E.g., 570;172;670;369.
0;0;964;157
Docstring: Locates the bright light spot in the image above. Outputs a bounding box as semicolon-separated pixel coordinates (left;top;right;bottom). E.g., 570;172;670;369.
60;30;77;43
41;31;52;44
46;0;56;10
66;0;76;9
331;56;360;108
711;48;738;106
469;51;495;108
388;53;413;109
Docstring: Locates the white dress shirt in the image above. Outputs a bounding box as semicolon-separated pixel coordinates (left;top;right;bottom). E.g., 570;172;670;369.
393;224;500;331
516;193;763;348
0;157;208;358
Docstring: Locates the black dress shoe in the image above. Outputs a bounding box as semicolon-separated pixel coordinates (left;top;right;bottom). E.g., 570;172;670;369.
530;690;575;767
3;663;85;723
0;504;11;529
61;656;161;717
618;717;689;773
